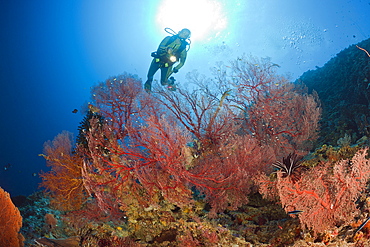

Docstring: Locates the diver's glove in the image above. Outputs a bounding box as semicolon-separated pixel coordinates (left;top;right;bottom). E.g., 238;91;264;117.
173;68;179;73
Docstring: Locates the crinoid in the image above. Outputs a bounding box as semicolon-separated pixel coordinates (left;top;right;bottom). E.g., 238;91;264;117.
273;153;304;181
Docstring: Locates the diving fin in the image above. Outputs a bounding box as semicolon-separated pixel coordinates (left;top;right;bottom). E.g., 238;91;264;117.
167;76;177;91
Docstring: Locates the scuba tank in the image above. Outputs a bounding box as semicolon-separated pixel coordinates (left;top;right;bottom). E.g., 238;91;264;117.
151;27;191;61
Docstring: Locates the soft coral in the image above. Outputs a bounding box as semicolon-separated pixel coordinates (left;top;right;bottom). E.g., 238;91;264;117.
0;187;24;247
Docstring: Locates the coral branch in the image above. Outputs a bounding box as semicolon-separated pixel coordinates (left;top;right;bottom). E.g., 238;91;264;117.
356;45;370;57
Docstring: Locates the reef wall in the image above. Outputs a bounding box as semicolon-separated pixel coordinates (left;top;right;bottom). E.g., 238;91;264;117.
298;38;370;146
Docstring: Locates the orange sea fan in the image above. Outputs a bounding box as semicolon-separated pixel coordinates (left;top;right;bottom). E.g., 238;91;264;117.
40;131;87;211
0;187;24;247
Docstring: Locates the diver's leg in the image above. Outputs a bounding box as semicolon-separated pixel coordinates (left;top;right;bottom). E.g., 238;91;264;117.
165;66;176;87
144;60;160;92
160;67;171;85
161;66;175;86
165;66;173;82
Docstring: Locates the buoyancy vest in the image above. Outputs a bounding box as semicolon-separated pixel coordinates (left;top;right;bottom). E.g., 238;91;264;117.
154;35;188;66
165;35;188;57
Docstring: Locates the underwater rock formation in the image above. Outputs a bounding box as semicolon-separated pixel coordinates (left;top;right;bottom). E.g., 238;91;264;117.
298;38;370;146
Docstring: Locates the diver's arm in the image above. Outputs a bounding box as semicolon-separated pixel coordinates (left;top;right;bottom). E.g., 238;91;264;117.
157;36;171;56
174;50;187;71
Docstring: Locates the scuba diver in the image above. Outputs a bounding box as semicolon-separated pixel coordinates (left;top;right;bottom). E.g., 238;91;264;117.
144;28;191;93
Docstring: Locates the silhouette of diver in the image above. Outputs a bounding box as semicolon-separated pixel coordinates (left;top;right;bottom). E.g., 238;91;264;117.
144;28;191;93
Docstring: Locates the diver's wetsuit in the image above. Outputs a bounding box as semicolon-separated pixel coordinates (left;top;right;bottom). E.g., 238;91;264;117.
144;35;188;92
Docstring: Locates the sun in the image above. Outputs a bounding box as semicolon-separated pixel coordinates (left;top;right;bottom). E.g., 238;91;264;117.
156;0;227;42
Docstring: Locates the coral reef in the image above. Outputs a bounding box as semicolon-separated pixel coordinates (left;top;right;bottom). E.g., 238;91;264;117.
258;148;370;234
22;51;370;246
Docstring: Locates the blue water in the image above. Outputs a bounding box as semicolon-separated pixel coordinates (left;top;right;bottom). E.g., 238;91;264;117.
1;0;369;197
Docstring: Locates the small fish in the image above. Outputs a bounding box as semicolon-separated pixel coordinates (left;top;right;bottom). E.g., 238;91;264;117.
32;173;37;177
88;104;100;113
3;163;12;171
287;210;303;215
72;109;78;114
186;142;195;148
355;216;370;235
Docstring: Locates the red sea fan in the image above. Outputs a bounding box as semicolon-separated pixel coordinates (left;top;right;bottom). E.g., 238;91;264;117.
267;148;370;234
231;56;321;157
